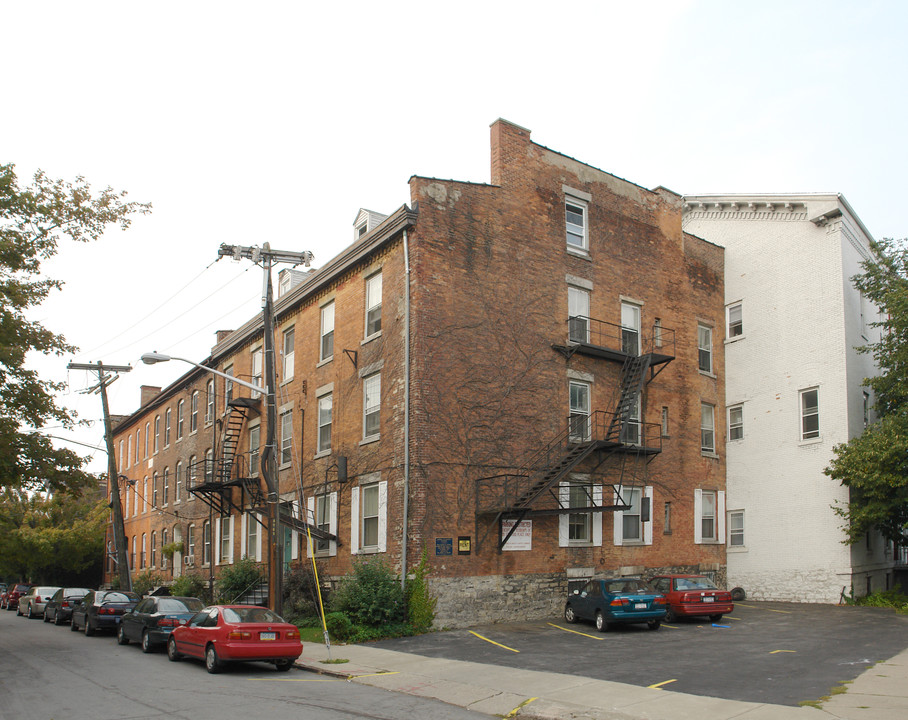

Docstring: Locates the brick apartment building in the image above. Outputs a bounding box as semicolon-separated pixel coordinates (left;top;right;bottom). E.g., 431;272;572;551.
107;119;727;626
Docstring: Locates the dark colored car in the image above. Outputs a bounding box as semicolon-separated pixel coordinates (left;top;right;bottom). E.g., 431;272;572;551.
18;585;62;619
564;578;667;631
118;596;206;652
43;587;92;625
2;584;32;611
71;590;140;636
650;574;734;622
167;605;302;673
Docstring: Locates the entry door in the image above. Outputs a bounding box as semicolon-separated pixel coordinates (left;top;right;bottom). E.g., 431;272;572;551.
282;526;292;573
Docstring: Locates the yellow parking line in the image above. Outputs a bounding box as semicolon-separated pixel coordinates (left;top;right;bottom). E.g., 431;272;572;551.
770;650;796;654
504;697;538;717
250;677;343;682
546;622;605;640
648;679;677;689
351;671;401;679
736;603;791;614
470;630;520;653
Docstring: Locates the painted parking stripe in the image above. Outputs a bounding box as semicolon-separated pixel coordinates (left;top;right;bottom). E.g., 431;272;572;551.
470;630;520;653
735;603;791;614
770;650;796;654
546;622;605;640
504;697;538;717
648;679;677;689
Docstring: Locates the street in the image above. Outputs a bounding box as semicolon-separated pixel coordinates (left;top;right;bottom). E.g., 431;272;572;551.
0;610;488;720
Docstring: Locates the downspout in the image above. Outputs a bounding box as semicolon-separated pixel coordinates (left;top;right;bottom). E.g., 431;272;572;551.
401;228;411;591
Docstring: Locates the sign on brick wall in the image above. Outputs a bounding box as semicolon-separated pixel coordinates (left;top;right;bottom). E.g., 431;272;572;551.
501;519;532;551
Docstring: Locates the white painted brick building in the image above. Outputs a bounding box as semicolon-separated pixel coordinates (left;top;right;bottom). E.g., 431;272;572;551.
683;194;893;603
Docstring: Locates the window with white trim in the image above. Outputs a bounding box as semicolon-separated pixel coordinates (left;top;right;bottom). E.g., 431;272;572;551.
365;272;382;337
206;379;214;423
144;423;149;458
350;477;387;553
621;302;641;355
219;516;232;564
152;472;159;507
694;489;725;544
800;388;819;440
568;286;590;343
728;404;743;441
127;435;132;468
363;373;380;440
177;460;185;502
141;533;147;568
205;448;213;481
135;429;140;463
280;410;293;466
317;394;332;454
177;400;184;440
620;393;641;446
187;524;196;561
154;415;160;454
249;422;260;476
701;403;716;454
164;408;171;446
203;521;211;565
308;492;337;557
283;328;296;380
320;303;334;362
251;347;263;399
565;199;588;250
224;365;234;405
245;513;259;560
361;483;380;549
162;467;169;505
698;324;713;373
142;477;148;513
568;482;592;543
151;531;157;567
728;510;744;547
613;485;653;546
727;302;743;339
701;491;716;541
569;381;590;442
190;391;199;433
161;529;168;569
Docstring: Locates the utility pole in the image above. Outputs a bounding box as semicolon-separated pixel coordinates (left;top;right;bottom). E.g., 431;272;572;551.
218;242;313;616
68;361;133;592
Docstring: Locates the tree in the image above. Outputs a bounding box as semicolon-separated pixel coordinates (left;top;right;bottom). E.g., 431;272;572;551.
0;163;151;493
825;238;908;545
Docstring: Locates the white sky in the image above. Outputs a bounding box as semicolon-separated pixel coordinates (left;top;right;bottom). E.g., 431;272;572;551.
7;0;907;474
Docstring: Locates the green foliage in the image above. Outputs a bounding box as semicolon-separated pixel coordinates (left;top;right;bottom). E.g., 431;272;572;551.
216;556;264;603
847;589;908;612
330;555;406;627
324;611;354;640
406;547;437;633
170;572;210;603
132;570;167;597
161;541;183;559
282;563;325;624
0;163;151;494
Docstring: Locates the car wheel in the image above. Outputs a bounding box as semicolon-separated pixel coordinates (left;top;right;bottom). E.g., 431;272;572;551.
141;631;154;654
16;604;22;616
709;614;724;622
664;610;677;623
275;660;293;672
84;618;95;636
54;610;63;626
117;625;129;645
648;619;661;631
205;644;222;674
70;617;79;631
564;605;578;624
167;637;181;662
43;609;50;623
595;611;607;632
26;603;34;619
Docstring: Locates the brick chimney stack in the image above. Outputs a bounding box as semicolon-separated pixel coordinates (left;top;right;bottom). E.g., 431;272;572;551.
140;386;162;407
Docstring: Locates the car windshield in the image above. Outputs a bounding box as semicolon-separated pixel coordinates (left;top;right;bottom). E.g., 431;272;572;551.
159;598;204;613
100;592;139;603
222;607;285;624
675;576;718;591
604;579;653;594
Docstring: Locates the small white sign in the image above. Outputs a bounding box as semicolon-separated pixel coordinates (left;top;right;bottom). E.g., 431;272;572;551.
501;519;532;551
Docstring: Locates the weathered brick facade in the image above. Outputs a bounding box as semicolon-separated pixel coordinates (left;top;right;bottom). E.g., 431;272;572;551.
108;120;726;627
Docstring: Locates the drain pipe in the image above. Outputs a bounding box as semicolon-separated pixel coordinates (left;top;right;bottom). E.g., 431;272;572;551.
401;228;411;591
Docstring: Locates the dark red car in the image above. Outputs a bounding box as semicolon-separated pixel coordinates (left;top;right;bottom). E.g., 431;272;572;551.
650;574;734;622
1;584;32;611
167;605;302;673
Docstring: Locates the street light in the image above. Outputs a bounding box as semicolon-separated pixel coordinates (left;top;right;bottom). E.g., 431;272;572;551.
141;353;267;395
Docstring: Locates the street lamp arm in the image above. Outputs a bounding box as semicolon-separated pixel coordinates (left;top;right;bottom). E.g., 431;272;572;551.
140;353;268;395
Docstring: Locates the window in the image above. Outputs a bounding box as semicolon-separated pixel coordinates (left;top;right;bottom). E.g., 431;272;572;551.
694;489;725;544
161;529;168;569
280;410;293;466
568;482;592;543
144;424;149;458
661;407;669;438
727;302;743;339
206;379;214;423
203;521;211;565
124;485;129;519
800;388;819;440
283;328;296;380
251;348;263;399
133;480;139;515
190;391;199;433
320;303;334;362
249;423;260;475
245;513;258;560
317;395;332;454
130;536;136;571
729;510;744;547
565;199;587;250
142;477;148;513
151;531;157;567
569;381;590;442
205;448;213;481
654;317;663;348
728;404;744;441
363;373;380;439
176;461;184;502
664;501;672;534
154;415;160;454
119;440;125;470
162;467;169;505
135;430;140;463
620;393;641;446
219;516;232;564
141;534;147;568
621;302;641;355
351;477;386;553
698;324;712;373
568;287;590;343
224;365;234;405
701;403;716;454
361;483;380;549
152;472;159;506
187;524;196;560
700;491;717;541
613;485;652;546
621;487;643;542
315;494;330;554
164;408;171;446
365;272;382;337
177;400;184;439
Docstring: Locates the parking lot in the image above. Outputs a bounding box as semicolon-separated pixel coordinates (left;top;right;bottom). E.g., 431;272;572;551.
371;601;908;706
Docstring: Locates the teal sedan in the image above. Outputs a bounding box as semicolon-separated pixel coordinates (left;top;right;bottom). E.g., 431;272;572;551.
564;578;667;631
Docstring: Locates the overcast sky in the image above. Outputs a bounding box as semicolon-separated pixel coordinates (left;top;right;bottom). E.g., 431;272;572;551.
7;0;907;474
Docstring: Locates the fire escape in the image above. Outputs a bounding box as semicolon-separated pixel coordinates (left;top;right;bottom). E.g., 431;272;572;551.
475;316;675;550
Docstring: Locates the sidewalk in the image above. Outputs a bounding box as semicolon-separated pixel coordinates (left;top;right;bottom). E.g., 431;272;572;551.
295;641;908;720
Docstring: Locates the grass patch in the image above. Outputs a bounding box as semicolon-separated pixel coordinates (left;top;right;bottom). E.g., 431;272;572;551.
321;658;350;665
798;680;852;708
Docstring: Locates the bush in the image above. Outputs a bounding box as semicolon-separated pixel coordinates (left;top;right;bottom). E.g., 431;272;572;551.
216;556;264;603
330;556;406;627
851;589;908;611
282;563;326;624
324;611;354;640
171;572;210;603
406;547;437;633
132;570;167;597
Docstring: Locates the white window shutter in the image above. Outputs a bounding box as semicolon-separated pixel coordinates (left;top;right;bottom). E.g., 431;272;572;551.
377;481;388;553
306;497;315;559
592;485;603;547
255;514;263;562
350;487;360;553
228;515;235;564
329;491;338;557
240;514;247;558
558;483;569;547
717;491;726;544
694;489;703;544
644;486;654;545
214;519;221;565
613;486;624;546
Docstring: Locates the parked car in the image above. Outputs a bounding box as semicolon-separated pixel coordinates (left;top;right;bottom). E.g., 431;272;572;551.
564;578;667;631
71;590;140;635
118;596;206;652
18;585;63;619
2;584;32;611
167;605;302;673
43;587;92;625
649;574;734;622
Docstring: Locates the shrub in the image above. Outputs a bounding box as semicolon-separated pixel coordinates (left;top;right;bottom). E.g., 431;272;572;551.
171;572;210;602
216;556;264;603
330;555;406;627
282;563;326;623
324;611;354;640
406;547;437;633
132;570;167;597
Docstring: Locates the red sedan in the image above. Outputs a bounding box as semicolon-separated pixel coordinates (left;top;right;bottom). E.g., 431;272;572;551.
166;605;302;673
650;574;734;623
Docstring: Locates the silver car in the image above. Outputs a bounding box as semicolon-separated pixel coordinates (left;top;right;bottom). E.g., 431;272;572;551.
18;586;62;619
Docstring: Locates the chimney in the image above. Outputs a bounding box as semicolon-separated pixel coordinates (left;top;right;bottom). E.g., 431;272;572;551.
490;118;531;187
216;329;234;344
140;386;162;407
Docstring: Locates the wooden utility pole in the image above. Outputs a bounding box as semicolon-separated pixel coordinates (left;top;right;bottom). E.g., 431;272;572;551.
68;361;133;591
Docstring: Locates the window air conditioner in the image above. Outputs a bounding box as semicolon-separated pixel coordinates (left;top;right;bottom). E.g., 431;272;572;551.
184;555;194;565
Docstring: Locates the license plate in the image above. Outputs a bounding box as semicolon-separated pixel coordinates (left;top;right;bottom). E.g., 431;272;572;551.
634;603;647;609
260;632;276;640
703;596;714;602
